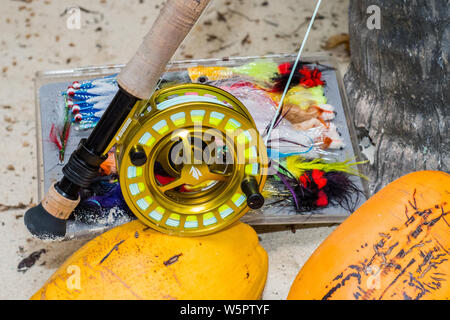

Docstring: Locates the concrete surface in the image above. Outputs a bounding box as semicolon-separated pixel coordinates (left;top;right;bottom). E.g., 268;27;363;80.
0;0;350;300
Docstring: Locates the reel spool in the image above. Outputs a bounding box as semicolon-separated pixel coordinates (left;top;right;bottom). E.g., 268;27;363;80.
116;84;268;236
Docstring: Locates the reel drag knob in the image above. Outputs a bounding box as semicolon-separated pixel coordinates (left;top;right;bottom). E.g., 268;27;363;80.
241;176;264;210
129;145;147;166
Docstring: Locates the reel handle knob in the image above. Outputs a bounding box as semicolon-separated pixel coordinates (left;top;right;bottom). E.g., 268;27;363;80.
129;145;148;166
241;176;265;210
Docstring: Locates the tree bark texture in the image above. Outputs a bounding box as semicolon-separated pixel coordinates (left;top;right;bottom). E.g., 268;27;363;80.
344;0;449;194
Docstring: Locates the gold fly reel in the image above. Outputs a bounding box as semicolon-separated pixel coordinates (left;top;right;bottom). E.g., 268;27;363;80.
116;84;268;236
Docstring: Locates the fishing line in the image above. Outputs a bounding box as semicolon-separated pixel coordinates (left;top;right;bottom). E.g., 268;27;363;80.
264;0;323;146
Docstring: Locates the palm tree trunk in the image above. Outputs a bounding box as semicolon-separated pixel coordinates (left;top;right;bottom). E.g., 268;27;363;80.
344;0;449;193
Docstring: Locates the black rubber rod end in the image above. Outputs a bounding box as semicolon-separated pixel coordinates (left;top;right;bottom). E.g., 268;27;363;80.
24;203;67;239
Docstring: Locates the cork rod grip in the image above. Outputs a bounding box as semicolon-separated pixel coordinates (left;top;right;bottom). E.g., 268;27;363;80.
42;183;80;220
117;0;211;100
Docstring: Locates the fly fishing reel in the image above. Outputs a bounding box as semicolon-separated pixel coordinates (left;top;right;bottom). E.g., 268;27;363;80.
116;84;268;236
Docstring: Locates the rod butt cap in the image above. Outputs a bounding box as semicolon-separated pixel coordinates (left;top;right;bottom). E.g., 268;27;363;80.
24;203;67;239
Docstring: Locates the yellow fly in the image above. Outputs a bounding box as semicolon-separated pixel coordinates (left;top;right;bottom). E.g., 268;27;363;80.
188;66;233;83
188;60;279;85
